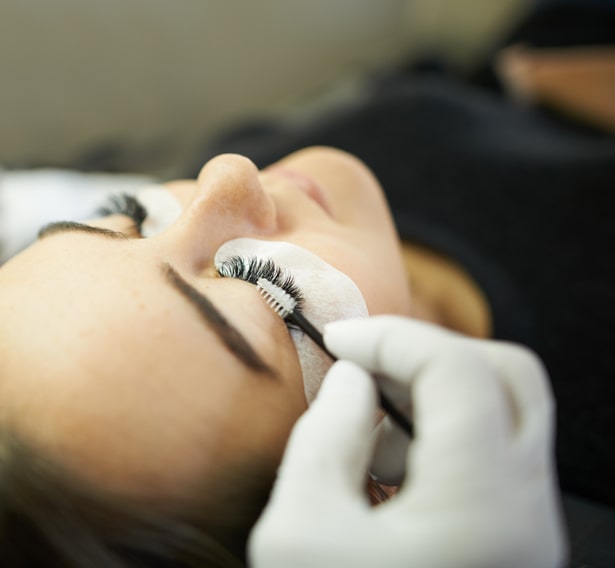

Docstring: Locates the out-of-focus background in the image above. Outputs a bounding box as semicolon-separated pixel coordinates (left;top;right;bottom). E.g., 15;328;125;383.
0;0;531;176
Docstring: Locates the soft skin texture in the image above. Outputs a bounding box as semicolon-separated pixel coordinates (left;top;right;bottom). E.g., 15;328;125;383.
0;147;412;504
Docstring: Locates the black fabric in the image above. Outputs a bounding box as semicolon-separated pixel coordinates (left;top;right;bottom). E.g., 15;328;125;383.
504;0;615;48
198;76;615;513
562;494;615;568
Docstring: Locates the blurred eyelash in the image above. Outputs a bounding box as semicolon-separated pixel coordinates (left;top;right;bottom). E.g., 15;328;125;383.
216;256;305;313
96;193;148;233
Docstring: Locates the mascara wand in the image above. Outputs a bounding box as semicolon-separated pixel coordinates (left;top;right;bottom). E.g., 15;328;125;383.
257;278;413;438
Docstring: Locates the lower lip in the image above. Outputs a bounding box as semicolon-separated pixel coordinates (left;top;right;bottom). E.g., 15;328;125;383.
266;166;333;216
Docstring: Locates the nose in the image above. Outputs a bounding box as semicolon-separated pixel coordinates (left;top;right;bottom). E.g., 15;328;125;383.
160;154;277;270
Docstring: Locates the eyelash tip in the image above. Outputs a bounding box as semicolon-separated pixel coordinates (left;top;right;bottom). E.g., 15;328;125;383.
216;255;305;312
97;193;147;232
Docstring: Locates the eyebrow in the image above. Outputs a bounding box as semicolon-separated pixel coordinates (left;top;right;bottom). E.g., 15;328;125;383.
38;221;130;240
37;220;277;376
163;263;277;377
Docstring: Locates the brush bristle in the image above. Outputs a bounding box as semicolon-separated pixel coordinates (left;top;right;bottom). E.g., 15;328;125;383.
256;278;297;319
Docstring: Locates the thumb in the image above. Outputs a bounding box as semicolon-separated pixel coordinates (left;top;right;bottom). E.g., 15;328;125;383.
268;361;378;508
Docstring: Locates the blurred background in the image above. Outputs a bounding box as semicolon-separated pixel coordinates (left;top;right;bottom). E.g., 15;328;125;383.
0;0;533;176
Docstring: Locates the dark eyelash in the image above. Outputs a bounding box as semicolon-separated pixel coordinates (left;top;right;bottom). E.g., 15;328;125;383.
96;193;148;233
216;256;305;313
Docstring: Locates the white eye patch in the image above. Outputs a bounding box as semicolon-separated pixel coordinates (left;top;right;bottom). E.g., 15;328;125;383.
136;186;182;238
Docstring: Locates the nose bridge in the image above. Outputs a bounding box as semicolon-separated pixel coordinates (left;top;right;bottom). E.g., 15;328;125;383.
161;154;277;269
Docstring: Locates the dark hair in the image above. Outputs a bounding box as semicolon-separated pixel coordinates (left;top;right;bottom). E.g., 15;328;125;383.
0;429;276;567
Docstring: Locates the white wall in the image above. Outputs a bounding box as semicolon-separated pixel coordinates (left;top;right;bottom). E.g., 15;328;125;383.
0;0;529;174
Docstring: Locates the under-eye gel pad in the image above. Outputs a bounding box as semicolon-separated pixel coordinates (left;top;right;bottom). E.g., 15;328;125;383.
136;186;182;237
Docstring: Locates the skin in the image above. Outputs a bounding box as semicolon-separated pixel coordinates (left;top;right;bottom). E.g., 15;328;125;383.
0;147;413;505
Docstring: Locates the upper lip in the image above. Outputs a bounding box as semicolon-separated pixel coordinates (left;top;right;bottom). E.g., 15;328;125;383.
264;166;333;216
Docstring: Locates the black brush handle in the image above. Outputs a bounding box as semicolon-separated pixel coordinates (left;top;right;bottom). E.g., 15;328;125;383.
374;374;414;437
289;311;413;438
289;310;336;358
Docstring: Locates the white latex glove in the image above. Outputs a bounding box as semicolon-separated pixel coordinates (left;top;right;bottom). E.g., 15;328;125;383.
249;316;567;568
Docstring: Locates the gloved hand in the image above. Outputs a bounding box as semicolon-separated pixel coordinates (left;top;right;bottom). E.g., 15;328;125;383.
249;316;567;568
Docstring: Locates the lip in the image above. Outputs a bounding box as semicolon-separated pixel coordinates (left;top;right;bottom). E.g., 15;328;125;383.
265;166;333;216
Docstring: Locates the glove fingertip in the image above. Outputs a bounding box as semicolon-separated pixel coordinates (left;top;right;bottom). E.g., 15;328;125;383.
324;315;419;371
271;361;379;500
323;318;365;353
320;360;374;398
285;360;377;460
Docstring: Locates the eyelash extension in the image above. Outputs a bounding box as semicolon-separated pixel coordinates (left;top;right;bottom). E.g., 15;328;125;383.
216;256;305;313
96;193;148;233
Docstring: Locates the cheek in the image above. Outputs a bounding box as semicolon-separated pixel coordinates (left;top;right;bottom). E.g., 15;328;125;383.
335;230;412;315
234;311;306;403
294;232;411;316
224;378;306;462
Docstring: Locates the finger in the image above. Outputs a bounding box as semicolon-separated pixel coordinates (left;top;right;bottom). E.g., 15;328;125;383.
325;317;516;488
270;361;378;508
469;340;553;423
326;317;516;446
401;346;515;491
465;340;555;460
324;316;458;386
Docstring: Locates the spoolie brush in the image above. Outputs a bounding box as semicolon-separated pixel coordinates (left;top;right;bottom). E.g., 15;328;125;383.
257;277;413;437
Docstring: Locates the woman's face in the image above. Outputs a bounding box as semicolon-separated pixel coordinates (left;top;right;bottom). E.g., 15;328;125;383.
0;147;411;502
